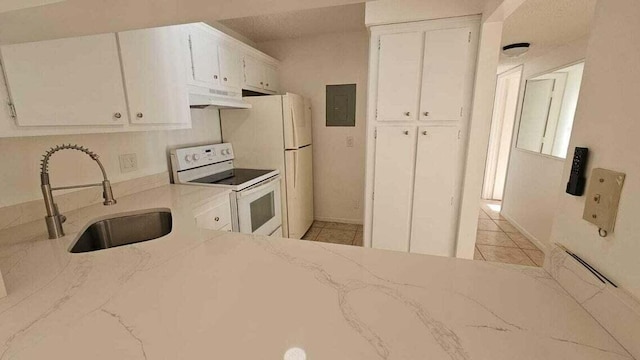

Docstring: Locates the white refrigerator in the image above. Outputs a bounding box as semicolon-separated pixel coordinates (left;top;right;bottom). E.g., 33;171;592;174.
220;93;314;239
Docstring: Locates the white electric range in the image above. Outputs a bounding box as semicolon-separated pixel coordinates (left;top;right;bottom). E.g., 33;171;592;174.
170;143;282;236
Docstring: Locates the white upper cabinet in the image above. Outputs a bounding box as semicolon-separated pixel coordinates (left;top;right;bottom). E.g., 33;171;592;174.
410;126;459;256
187;26;221;88
371;126;417;252
243;55;279;94
1;33;128;126
218;45;242;90
264;65;279;92
118;26;190;124
420;28;471;121
376;32;423;121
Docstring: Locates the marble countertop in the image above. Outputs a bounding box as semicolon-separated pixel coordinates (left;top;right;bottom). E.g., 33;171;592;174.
0;185;634;359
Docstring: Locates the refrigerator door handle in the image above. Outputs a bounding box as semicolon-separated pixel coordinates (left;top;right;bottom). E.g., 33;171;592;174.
290;100;299;149
293;151;298;189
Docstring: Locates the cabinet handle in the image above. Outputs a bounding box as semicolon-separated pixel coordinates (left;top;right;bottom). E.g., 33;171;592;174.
223;77;228;82
403;130;409;135
260;81;264;85
136;113;143;118
423;111;429;116
404;112;411;116
114;112;122;119
214;75;218;80
422;131;428;135
214;216;220;222
266;83;269;87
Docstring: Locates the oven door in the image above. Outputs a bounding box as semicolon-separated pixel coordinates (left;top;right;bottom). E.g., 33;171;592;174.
235;176;282;235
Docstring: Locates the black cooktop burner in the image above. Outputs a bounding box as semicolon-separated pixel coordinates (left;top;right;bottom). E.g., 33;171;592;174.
189;168;274;186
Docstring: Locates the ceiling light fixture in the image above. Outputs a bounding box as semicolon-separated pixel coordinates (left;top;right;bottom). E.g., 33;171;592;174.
502;42;530;57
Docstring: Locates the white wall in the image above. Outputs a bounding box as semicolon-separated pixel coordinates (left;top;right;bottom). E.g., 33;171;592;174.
501;37;588;249
257;31;368;224
0;109;222;207
364;0;485;26
550;0;640;299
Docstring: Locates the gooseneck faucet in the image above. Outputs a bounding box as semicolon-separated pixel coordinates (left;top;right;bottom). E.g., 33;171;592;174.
40;144;117;239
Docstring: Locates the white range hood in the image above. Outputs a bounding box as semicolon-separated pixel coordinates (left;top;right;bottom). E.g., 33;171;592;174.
188;85;252;109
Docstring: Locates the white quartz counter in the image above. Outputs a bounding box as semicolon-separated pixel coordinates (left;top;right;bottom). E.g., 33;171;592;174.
0;185;633;359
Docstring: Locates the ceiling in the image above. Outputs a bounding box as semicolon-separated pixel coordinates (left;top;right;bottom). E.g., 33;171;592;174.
500;0;596;69
219;3;366;43
0;0;364;45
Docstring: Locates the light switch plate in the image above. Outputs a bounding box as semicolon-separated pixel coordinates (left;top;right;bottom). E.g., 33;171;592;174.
582;168;625;233
119;153;138;173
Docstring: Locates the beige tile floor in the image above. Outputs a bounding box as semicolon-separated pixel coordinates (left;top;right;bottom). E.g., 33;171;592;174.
302;221;363;246
474;201;545;267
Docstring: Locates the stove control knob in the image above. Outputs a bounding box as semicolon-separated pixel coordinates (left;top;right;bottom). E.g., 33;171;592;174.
184;154;192;162
193;154;201;161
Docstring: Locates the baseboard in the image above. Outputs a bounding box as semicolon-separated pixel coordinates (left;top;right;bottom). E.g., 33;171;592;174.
314;216;363;225
499;212;550;253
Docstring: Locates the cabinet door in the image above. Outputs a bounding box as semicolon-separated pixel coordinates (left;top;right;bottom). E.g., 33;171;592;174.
264;64;279;93
243;55;264;89
0;33;127;126
188;27;220;87
419;28;471;121
410;126;459;256
118;26;190;124
371;126;417;252
376;32;423;121
218;45;242;90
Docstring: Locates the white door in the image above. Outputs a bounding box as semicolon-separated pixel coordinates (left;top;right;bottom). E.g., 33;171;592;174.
264;64;279;93
118;26;190;124
243;55;264;89
410;126;459;256
188;27;220;87
1;33;127;126
284;93;312;149
419;27;471;121
285;146;314;239
372;126;417;252
516;79;555;152
376;32;423;122
218;45;242;90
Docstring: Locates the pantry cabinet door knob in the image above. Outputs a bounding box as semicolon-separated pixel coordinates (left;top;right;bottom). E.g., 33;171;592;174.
422;131;428;135
214;75;218;80
404;112;411;116
214;217;220;222
114;112;122;119
136;112;144;118
403;130;409;135
423;111;429;116
223;77;228;82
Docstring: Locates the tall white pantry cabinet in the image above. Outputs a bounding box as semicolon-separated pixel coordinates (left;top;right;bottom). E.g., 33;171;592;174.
364;16;480;257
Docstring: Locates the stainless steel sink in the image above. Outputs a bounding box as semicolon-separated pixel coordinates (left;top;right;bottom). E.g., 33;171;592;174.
70;209;172;253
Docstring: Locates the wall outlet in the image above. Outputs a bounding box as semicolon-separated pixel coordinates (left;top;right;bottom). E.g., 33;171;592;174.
346;136;354;148
119;153;138;173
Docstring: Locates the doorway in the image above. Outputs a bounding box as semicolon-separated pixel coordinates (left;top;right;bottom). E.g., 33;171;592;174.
482;66;522;201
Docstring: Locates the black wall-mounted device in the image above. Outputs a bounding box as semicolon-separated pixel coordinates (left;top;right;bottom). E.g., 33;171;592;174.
566;147;588;196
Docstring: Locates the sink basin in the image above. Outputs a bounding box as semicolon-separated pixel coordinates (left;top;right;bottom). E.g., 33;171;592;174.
70;209;172;253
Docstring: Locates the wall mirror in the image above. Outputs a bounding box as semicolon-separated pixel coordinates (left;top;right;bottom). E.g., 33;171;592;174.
516;62;585;158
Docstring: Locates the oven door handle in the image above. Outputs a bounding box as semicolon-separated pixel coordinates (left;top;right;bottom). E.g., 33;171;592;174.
235;176;280;199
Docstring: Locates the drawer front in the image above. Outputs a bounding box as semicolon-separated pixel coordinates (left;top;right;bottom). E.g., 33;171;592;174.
195;199;232;230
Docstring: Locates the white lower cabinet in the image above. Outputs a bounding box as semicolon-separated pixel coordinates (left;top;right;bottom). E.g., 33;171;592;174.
371;126;417;251
371;125;460;256
194;196;232;231
410;126;459;256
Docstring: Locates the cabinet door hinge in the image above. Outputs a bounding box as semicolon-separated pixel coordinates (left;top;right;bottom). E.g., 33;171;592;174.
468;31;472;43
457;130;461;140
8;103;16;118
374;129;377;139
373;191;375;200
187;35;196;79
378;39;381;50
